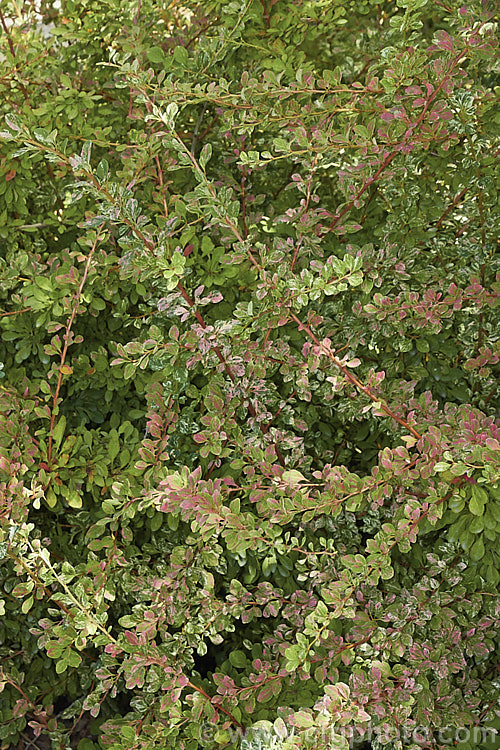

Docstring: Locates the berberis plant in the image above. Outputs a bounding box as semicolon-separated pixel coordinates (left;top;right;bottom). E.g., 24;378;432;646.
0;0;498;748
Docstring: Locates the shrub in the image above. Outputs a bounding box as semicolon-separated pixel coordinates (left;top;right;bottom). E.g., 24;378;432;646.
0;1;498;749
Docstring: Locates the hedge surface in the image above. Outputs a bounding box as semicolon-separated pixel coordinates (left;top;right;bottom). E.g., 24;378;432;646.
0;1;498;749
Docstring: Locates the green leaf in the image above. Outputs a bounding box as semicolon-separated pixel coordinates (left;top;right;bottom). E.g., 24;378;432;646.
55;658;68;674
450;462;468;476
470;537;485;561
108;430;120;461
228;650;247;668
469;489;485;516
51;415;66;450
471;485;488;505
21;595;34;614
120;726;136;741
118;616;136;628
77;740;98;750
294;710;314;729
34;276;53;291
282;469;306;485
66;490;82;509
199;144;212;170
45;488;58;508
96;158;109;181
146;47;165;63
123;363;136;380
67;650;82;668
150;512;162;532
173;46;188;66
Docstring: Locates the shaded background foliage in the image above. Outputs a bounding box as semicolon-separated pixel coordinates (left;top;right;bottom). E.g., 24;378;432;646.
0;0;499;749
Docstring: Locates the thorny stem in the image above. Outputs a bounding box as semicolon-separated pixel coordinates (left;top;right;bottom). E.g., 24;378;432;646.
435;186;468;228
29;541;118;644
186;680;245;730
240;172;248;239
325;50;467;234
47;227;104;466
0;307;31;317
168;125;422;443
0;9;26;94
290;312;422;439
154;154;169;217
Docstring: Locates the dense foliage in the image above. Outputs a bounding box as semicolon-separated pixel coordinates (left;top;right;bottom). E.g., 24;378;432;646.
0;0;499;748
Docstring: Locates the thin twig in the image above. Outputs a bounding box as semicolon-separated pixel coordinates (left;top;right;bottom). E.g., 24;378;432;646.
290;313;422;439
0;8;16;58
325;50;466;234
0;7;29;99
47;227;104;465
133;0;142;25
0;307;31;317
19;733;43;750
186;680;245;731
190;102;208;154
434;186;468;228
17;223;50;230
154;154;169;217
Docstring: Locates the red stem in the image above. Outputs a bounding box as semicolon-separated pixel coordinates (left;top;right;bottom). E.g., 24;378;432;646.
290;312;421;439
154;154;169;217
240;173;248;239
186;680;245;730
326;51;466;233
0;9;29;101
47;228;104;465
0;307;31;317
435;186;468;228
